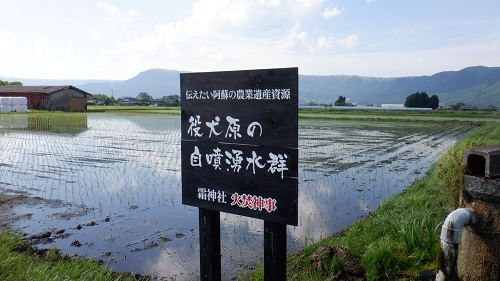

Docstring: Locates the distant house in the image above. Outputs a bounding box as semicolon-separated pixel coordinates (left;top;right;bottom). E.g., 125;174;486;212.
439;106;453;110
0;85;90;111
118;97;140;106
478;105;497;111
149;99;169;106
459;105;477;111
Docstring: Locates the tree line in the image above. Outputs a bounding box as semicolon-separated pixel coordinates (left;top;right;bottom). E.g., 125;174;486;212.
0;80;22;85
330;92;439;109
404;92;439;109
334;95;355;106
88;92;180;106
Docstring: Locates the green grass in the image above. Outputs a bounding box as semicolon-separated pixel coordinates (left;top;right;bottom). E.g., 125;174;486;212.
0;232;149;281
241;121;500;281
437;122;500;208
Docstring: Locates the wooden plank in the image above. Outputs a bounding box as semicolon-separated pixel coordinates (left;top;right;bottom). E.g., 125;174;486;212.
264;221;286;281
181;103;298;147
182;140;298;225
181;67;299;225
199;208;221;281
180;67;298;148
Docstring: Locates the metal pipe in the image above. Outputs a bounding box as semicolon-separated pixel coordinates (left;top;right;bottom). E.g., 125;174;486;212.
436;208;478;281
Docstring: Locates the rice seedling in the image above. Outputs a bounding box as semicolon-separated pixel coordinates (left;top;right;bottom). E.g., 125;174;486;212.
1;109;491;279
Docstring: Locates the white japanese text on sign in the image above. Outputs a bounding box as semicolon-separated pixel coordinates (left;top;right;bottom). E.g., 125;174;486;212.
185;88;291;100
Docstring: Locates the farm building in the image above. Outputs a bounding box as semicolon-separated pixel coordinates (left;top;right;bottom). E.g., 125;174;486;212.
118;97;141;106
0;85;90;111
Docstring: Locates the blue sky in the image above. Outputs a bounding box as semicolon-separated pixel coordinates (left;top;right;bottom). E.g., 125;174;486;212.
1;0;499;80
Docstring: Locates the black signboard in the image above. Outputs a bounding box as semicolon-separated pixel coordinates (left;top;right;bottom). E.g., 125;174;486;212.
181;67;298;226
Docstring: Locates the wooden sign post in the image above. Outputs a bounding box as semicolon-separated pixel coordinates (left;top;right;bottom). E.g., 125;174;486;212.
180;67;298;280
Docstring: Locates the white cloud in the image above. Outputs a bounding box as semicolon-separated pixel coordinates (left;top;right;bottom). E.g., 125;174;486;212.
98;0;334;69
186;0;273;36
316;35;333;49
65;40;76;57
101;0;310;65
277;24;339;53
180;0;327;37
0;31;82;78
336;34;359;48
277;24;310;50
322;6;342;19
186;0;254;35
259;0;282;6
128;9;139;19
98;2;138;21
34;37;49;51
98;2;122;21
0;29;16;48
91;29;100;40
288;0;324;17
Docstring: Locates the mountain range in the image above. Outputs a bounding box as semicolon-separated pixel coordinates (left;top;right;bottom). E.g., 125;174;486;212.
3;66;500;107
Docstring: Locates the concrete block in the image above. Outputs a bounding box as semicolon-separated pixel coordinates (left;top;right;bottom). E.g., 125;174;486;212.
464;144;500;179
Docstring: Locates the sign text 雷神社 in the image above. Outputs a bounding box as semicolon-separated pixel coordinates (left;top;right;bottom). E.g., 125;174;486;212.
181;68;298;225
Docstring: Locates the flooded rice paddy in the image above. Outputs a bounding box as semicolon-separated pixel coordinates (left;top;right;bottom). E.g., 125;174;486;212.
0;113;478;280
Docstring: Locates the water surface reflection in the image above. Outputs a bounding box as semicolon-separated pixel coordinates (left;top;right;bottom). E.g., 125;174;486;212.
0;113;477;279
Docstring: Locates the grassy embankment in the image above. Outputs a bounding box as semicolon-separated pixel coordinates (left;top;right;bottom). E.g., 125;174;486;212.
0;232;149;281
242;109;500;280
0;107;498;280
